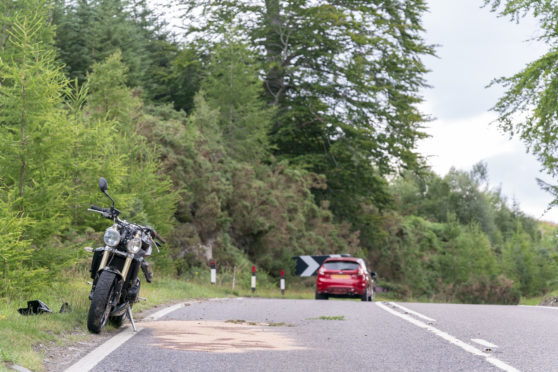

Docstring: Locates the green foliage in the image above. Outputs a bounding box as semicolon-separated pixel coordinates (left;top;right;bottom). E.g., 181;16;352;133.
484;1;558;208
385;164;558;302
0;199;47;297
201;31;273;162
52;0;171;95
146;95;359;277
179;0;434;246
0;0;555;311
0;6;73;240
84;51;178;234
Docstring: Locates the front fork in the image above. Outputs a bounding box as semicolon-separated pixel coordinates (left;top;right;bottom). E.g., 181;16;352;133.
90;248;133;300
97;249;134;278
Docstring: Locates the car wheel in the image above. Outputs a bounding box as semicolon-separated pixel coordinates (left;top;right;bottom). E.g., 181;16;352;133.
315;291;328;300
361;289;368;302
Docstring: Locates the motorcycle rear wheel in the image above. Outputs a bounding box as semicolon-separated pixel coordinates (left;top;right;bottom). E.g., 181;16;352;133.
87;270;117;333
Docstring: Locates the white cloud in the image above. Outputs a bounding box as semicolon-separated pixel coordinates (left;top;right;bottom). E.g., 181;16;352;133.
418;112;520;175
417;113;558;223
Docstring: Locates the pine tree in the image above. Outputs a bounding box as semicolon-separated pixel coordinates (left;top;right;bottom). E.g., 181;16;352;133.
85;51;177;234
201;31;273;163
0;5;74;240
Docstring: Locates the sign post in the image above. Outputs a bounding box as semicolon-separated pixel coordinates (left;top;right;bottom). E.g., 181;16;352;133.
210;261;216;285
280;270;285;296
251;265;256;293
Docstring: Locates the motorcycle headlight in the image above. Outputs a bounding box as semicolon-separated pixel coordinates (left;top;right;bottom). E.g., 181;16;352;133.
127;235;142;254
104;226;121;247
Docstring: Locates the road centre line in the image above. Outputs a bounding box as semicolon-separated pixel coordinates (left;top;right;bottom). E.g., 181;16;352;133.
376;302;520;372
388;302;436;322
65;302;186;372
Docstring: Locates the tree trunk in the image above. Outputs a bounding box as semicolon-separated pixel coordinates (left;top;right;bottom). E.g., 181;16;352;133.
264;0;286;108
19;30;27;200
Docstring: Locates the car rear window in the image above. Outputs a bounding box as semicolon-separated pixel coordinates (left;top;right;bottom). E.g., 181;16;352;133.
323;261;360;270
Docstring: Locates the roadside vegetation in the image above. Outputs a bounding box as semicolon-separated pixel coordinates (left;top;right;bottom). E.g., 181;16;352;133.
1;0;558;369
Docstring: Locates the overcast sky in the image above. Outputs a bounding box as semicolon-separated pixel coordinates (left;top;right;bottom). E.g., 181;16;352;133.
417;0;557;223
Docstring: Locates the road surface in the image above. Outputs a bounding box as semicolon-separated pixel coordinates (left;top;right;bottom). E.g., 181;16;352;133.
65;298;558;372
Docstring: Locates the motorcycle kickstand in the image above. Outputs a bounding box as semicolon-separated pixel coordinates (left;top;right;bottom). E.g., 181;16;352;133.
127;307;137;332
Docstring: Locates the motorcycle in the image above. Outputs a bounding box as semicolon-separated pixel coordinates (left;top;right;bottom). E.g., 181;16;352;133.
86;177;165;333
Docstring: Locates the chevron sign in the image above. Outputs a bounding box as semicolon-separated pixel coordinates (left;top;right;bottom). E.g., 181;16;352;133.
293;255;349;277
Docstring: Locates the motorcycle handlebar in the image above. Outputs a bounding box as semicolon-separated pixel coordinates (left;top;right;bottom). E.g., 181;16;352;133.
89;204;106;212
154;234;166;244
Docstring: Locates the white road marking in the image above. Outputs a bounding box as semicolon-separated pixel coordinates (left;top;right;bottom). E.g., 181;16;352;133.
472;338;498;348
519;305;558;310
388;302;436;322
376;302;520;372
143;302;185;321
65;302;186;372
64;326;142;372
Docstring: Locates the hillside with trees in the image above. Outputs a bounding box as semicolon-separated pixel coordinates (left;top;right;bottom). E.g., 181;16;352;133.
0;0;557;304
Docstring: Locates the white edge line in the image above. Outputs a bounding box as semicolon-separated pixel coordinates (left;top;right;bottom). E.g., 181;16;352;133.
388;302;436;322
471;338;498;348
376;302;520;372
64;326;141;372
143;302;185;321
65;302;185;372
519;305;558;310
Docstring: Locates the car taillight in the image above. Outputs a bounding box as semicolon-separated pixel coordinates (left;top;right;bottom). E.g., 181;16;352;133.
357;268;364;276
319;267;325;275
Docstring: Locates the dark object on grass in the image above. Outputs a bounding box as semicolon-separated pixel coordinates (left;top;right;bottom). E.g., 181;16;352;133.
18;300;52;315
59;302;71;313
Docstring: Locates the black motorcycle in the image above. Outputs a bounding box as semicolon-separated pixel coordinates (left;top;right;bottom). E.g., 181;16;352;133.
86;177;165;333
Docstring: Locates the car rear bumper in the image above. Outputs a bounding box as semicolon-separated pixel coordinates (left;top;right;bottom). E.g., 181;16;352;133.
316;279;367;296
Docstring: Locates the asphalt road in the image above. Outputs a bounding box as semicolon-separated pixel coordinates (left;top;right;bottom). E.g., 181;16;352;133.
67;298;558;372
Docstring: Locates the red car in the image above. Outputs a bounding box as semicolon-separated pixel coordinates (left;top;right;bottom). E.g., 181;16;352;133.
315;257;376;301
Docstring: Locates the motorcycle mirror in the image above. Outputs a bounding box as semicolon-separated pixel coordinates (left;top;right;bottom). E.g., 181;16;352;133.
99;177;108;192
98;177;115;208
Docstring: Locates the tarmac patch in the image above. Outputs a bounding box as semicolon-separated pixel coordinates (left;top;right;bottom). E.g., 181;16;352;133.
141;320;304;353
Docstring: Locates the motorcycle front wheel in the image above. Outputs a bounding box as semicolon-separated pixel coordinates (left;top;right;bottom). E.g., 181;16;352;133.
87;270;117;333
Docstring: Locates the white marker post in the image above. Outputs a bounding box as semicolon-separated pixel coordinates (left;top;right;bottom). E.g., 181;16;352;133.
210;261;216;285
280;270;285;296
251;265;256;293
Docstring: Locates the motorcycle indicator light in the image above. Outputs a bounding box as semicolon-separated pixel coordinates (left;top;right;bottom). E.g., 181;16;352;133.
104;226;121;247
127;233;142;254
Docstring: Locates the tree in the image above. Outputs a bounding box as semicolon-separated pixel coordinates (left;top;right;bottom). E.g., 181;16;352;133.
53;0;173;99
484;1;558;203
179;0;434;216
85;51;178;234
0;5;74;239
201;30;273;162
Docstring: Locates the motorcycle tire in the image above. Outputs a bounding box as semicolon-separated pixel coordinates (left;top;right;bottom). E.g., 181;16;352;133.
87;270;117;333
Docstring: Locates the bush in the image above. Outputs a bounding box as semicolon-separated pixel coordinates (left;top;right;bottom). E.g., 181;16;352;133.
455;275;520;305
